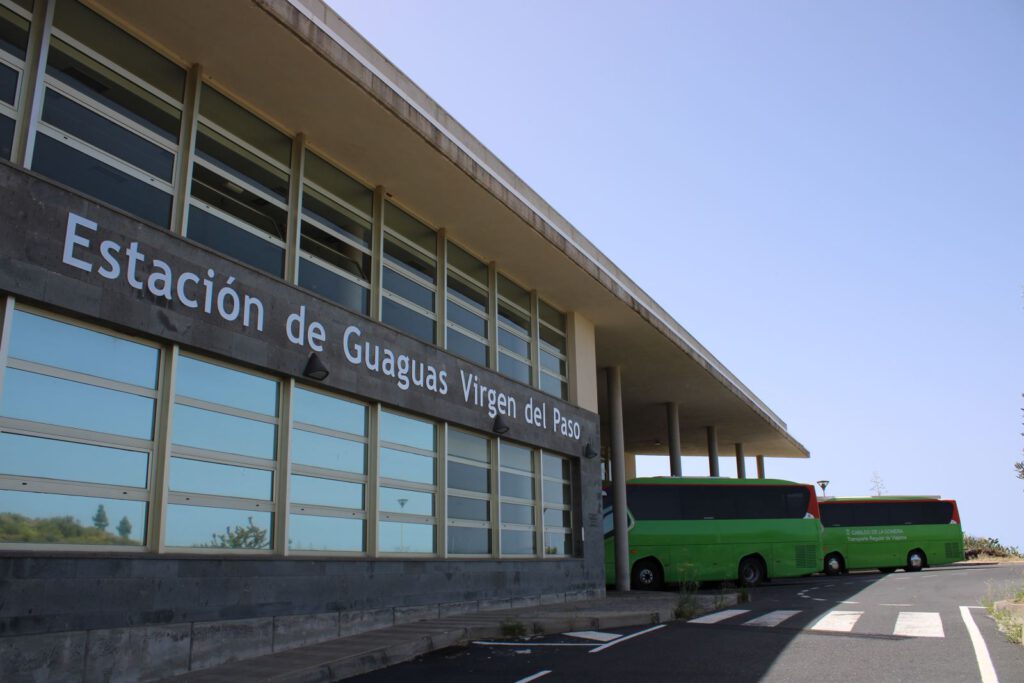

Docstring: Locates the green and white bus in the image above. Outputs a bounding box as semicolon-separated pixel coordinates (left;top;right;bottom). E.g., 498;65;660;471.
603;477;823;589
819;497;964;575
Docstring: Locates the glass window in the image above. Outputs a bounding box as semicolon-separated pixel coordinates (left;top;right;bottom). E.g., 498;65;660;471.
379;487;433;516
8;309;158;388
0;309;157;549
542;453;573;556
168;457;272;500
500;528;535;556
290;475;362;510
448;525;489;555
499;442;536;556
382;202;437;343
164;505;272;549
189;84;290;276
380;448;434;484
382;298;435;345
448;461;489;493
378;410;436;555
379;520;433;553
293;387;367;434
0;490;146;545
0;3;28;161
448;496;488;522
288;514;363;552
177;356;277;415
172;404;276;459
380;411;435;451
539;298;568;400
446;243;490;366
290;429;364;474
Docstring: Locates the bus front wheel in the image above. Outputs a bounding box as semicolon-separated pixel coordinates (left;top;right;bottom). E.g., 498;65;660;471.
738;556;766;587
906;549;926;572
824;553;845;576
631;559;664;590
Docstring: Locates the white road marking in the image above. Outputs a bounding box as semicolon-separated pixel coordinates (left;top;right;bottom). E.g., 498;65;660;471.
588;624;665;653
838;601;859;605
960;606;999;683
893;612;944;638
564;630;621;642
688;609;750;624
472;641;593;647
810;610;863;633
743;610;801;627
514;671;551;683
880;603;913;607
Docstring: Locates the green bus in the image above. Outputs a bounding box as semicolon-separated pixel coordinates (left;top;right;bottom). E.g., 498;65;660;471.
819;497;964;575
603;477;823;589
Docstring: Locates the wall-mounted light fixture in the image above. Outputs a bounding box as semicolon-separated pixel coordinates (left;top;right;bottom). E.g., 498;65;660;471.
492;414;510;435
303;352;330;381
584;442;598;459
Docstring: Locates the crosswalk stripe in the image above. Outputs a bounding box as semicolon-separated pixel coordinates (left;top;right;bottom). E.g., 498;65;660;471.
894;612;944;638
688;609;750;624
743;610;801;627
810;610;863;633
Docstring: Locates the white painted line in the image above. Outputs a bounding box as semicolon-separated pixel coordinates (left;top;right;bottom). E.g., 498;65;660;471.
838;601;859;605
743;610;801;627
960;606;999;683
810;610;863;633
588;624;666;653
472;641;593;647
514;671;552;683
894;612;944;638
881;603;913;607
564;630;621;642
688;609;751;624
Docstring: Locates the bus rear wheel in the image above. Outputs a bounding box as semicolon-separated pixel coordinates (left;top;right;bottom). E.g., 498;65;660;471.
631;559;665;590
738;556;766;587
824;553;845;576
906;549;926;572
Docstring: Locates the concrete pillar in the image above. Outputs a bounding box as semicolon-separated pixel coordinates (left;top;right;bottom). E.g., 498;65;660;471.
625;452;637;481
667;402;682;477
608;367;630;592
756;455;766;479
735;443;746;479
706;425;719;477
567;312;598;411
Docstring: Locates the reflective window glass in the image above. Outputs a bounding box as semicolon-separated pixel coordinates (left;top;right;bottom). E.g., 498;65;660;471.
198;85;290;167
539;373;567;399
172;404;276;459
176;356;277;415
290;429;365;474
32;134;172;228
9;309;158;388
1;368;154;439
194;125;288;203
500;502;534;525
0;62;18;105
544;508;572;528
292;388;366;435
543;453;571;479
447;301;487;337
498;328;530;358
497;303;529;337
544;531;571;556
0;490;145;545
164;504;272;549
379;520;433;553
500;444;534;472
448;526;489;555
501;528;535;555
383;267;435;310
540;351;567;375
168;457;272;499
379;487;433;515
539;300;566;331
304;151;372;221
0;4;30;62
448;276;488;315
498;354;530;384
385;203;435;252
543;480;571;505
448;495;488;522
185;203;285;277
382;299;435;344
447;242;488;288
498;274;530;311
288;514;363;552
446;329;487;366
0;113;13;160
380;411;435;450
290;475;362;509
540;325;567;355
0;432;147;488
448;461;489;494
379;448;434;484
501;471;533;500
448;430;489;463
299;257;370;315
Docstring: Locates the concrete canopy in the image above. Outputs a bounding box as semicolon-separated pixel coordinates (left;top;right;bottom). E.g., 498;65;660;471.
89;0;809;460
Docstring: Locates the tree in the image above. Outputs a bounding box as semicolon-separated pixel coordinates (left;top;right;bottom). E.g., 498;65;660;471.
208;517;269;549
1015;461;1023;487
869;471;886;497
92;504;109;531
116;516;132;540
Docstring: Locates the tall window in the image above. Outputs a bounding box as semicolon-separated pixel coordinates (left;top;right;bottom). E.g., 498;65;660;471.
187;84;291;276
499;441;536;555
166;356;278;549
542;453;573;556
288;386;367;553
446;428;491;555
377;410;436;553
381;203;437;344
445;243;489;367
0;0;31;160
33;0;184;228
497;275;532;384
538;300;568;399
0;308;157;546
297;151;373;314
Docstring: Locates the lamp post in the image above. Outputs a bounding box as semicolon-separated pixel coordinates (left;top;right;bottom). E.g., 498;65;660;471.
397;498;408;552
816;480;829;497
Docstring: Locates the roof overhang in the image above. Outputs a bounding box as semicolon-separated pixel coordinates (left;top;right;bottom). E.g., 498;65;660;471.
88;0;809;459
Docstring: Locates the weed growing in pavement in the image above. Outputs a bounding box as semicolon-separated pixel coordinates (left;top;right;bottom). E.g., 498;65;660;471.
674;564;700;619
981;573;1024;645
499;620;527;638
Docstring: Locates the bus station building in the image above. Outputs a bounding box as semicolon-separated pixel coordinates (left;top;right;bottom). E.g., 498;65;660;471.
0;0;808;678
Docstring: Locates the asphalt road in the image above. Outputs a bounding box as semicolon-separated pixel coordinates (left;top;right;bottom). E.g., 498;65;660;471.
351;563;1024;682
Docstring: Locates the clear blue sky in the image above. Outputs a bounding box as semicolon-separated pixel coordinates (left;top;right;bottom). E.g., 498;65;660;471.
328;1;1024;548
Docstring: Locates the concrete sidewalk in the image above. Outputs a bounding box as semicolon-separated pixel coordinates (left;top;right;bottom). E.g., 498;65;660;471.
164;590;735;682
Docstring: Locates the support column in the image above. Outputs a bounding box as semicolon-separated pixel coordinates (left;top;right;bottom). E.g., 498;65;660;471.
735;443;746;479
608;367;630;592
706;425;719;477
756;455;766;479
667;402;682;477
